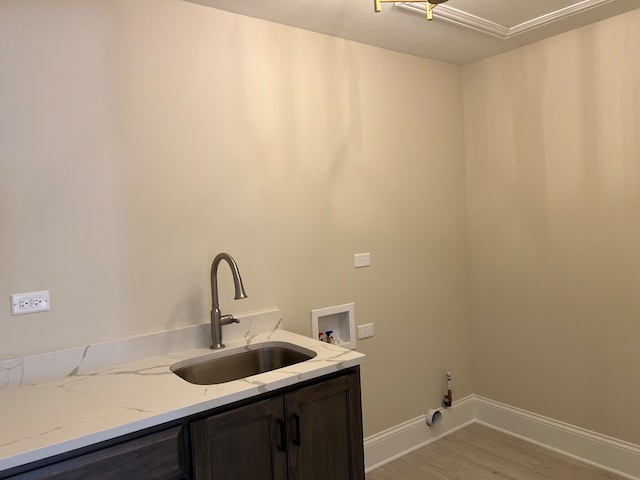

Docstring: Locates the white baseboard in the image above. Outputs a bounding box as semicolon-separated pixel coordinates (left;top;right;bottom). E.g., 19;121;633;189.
474;395;640;480
364;395;640;479
363;395;475;472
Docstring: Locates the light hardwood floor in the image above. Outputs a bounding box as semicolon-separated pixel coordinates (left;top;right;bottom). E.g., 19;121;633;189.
366;423;627;480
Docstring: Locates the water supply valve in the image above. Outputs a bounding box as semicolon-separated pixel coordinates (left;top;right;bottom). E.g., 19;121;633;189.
442;371;453;408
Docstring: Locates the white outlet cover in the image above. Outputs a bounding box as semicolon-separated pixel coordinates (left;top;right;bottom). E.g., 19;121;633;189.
357;323;374;339
11;290;50;315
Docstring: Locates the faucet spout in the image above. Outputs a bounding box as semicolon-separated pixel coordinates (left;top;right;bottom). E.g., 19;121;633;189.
210;253;247;349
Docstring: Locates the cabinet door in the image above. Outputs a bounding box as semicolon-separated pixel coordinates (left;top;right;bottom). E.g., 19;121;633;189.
285;373;365;480
7;426;186;480
191;396;287;480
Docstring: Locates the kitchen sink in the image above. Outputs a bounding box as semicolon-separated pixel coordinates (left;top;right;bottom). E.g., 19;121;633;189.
171;343;317;385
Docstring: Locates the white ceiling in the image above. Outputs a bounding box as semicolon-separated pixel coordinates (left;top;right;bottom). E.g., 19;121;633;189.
184;0;640;65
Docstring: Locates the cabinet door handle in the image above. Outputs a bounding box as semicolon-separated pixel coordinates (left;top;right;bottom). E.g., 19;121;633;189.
276;419;287;452
292;414;301;447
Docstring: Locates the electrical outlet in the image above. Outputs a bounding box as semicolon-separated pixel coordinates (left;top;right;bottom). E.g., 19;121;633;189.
357;323;374;339
11;291;50;315
354;253;371;268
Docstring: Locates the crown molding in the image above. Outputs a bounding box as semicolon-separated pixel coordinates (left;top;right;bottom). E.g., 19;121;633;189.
396;0;615;39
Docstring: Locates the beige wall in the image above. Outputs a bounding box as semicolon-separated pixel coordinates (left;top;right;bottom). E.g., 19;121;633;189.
10;0;637;448
464;10;640;444
0;0;472;436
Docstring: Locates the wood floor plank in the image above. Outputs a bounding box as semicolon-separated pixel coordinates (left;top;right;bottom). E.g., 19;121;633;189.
367;424;627;480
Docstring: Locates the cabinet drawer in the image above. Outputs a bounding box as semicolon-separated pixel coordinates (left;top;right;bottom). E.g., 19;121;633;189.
7;426;186;480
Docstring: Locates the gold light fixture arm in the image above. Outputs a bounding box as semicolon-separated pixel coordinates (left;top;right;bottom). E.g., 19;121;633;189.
427;2;435;20
374;1;442;21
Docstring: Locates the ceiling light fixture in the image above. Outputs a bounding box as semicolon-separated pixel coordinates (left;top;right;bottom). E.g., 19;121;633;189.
374;0;449;20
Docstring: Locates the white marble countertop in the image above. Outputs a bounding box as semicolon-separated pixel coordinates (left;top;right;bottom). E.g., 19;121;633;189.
0;310;365;472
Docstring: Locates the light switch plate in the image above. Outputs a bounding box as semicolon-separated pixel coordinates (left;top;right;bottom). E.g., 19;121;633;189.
354;253;371;268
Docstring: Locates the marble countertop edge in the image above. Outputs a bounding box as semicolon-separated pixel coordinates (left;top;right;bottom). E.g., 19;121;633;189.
0;328;365;472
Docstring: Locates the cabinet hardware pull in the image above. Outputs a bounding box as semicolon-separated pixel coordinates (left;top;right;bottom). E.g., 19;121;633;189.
292;414;301;446
276;419;287;452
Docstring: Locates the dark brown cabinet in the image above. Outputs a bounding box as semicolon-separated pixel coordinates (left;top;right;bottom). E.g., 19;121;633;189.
191;396;287;480
2;368;364;480
191;371;364;480
6;426;186;480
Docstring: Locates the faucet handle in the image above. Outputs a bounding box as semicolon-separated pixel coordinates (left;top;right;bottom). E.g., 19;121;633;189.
220;314;240;326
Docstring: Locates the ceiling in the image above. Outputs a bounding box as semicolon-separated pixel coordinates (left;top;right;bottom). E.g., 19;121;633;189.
184;0;640;65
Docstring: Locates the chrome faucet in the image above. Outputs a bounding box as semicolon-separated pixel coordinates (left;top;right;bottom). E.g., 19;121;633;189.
210;253;247;349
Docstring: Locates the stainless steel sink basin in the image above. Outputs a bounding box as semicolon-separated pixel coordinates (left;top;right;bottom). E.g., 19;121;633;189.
171;343;317;385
